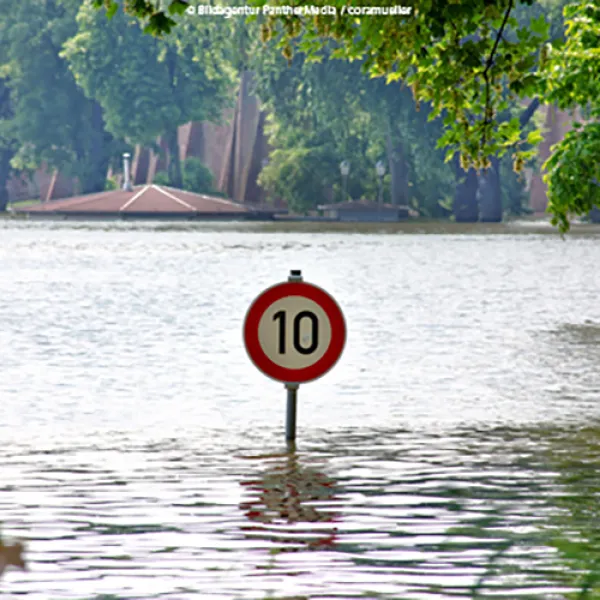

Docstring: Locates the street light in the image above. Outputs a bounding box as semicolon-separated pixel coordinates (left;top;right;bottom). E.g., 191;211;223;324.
340;160;350;202
376;160;386;210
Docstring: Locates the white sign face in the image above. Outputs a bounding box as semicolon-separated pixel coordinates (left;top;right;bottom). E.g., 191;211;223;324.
257;295;332;370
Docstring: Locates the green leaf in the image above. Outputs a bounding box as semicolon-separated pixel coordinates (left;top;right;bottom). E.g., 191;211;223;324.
106;1;118;19
143;13;176;36
167;1;189;16
509;80;524;94
526;130;543;145
444;148;456;163
530;14;549;37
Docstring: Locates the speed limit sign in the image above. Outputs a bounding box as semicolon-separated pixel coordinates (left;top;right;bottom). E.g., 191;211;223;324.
243;273;346;384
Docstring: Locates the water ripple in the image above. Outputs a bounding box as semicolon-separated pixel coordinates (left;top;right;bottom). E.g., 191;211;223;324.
2;222;600;597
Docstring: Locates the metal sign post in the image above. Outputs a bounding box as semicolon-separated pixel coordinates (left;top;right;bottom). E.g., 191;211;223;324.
243;269;346;443
285;382;299;442
284;269;303;441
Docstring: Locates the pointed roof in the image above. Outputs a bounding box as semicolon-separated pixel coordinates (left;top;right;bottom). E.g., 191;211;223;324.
17;185;284;217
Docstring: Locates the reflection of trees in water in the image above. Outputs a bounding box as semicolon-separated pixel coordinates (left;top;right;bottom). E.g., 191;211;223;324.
455;423;600;596
235;425;600;592
539;424;600;595
239;450;340;552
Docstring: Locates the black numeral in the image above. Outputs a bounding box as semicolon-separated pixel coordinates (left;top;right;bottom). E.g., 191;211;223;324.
272;310;319;354
273;310;286;354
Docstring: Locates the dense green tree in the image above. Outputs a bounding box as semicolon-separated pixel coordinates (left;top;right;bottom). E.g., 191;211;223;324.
254;0;598;231
62;3;235;188
253;49;377;211
258;122;345;213
359;74;454;215
0;0;118;198
90;0;599;230
262;44;535;221
253;45;454;214
96;1;546;165
253;0;550;169
300;53;454;210
540;2;600;232
182;157;215;194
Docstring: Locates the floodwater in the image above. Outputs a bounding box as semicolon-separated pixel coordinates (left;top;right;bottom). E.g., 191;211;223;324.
2;218;600;599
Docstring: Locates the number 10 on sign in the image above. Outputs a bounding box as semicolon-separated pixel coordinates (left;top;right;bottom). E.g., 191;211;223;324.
243;271;346;384
273;310;319;355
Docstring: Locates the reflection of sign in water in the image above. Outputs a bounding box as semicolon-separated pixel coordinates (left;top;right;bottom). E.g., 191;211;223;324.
0;540;26;577
239;452;340;551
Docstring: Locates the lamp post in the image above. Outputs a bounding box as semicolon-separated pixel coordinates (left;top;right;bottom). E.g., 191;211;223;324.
376;160;386;211
340;160;350;202
122;152;133;192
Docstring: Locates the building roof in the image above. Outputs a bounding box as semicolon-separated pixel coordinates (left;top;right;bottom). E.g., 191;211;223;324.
317;200;410;211
17;185;285;216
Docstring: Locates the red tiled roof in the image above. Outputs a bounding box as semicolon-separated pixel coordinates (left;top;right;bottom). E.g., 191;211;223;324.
19;185;272;214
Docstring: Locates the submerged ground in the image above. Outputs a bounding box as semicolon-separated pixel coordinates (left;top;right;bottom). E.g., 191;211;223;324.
1;219;600;599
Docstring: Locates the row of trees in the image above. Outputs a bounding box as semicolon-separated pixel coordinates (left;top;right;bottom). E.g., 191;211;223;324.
254;0;599;231
0;0;236;211
1;0;597;229
98;0;599;232
251;40;538;219
250;0;598;222
253;47;456;216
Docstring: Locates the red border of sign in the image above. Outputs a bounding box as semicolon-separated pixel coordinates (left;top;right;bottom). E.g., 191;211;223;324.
243;281;346;384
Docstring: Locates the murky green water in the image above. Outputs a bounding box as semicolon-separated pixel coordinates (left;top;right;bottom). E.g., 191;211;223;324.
2;219;600;599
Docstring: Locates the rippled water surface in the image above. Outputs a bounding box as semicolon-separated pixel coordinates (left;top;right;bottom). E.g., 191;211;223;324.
2;219;600;599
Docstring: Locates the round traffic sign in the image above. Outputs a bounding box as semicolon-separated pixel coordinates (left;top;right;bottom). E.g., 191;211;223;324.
243;281;346;384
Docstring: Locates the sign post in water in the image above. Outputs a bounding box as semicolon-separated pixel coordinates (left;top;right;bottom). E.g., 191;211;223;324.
243;270;347;442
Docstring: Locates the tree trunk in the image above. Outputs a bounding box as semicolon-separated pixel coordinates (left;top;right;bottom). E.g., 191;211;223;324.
0;78;13;212
165;126;182;188
478;156;503;222
520;98;540;128
452;153;479;222
79;101;114;194
386;121;409;205
472;99;541;221
165;47;182;189
0;147;10;212
506;169;527;216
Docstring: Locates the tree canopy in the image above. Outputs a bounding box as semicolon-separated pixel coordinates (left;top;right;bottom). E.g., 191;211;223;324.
91;0;600;232
62;3;235;187
0;0;120;195
539;2;600;232
253;43;456;214
91;0;549;168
